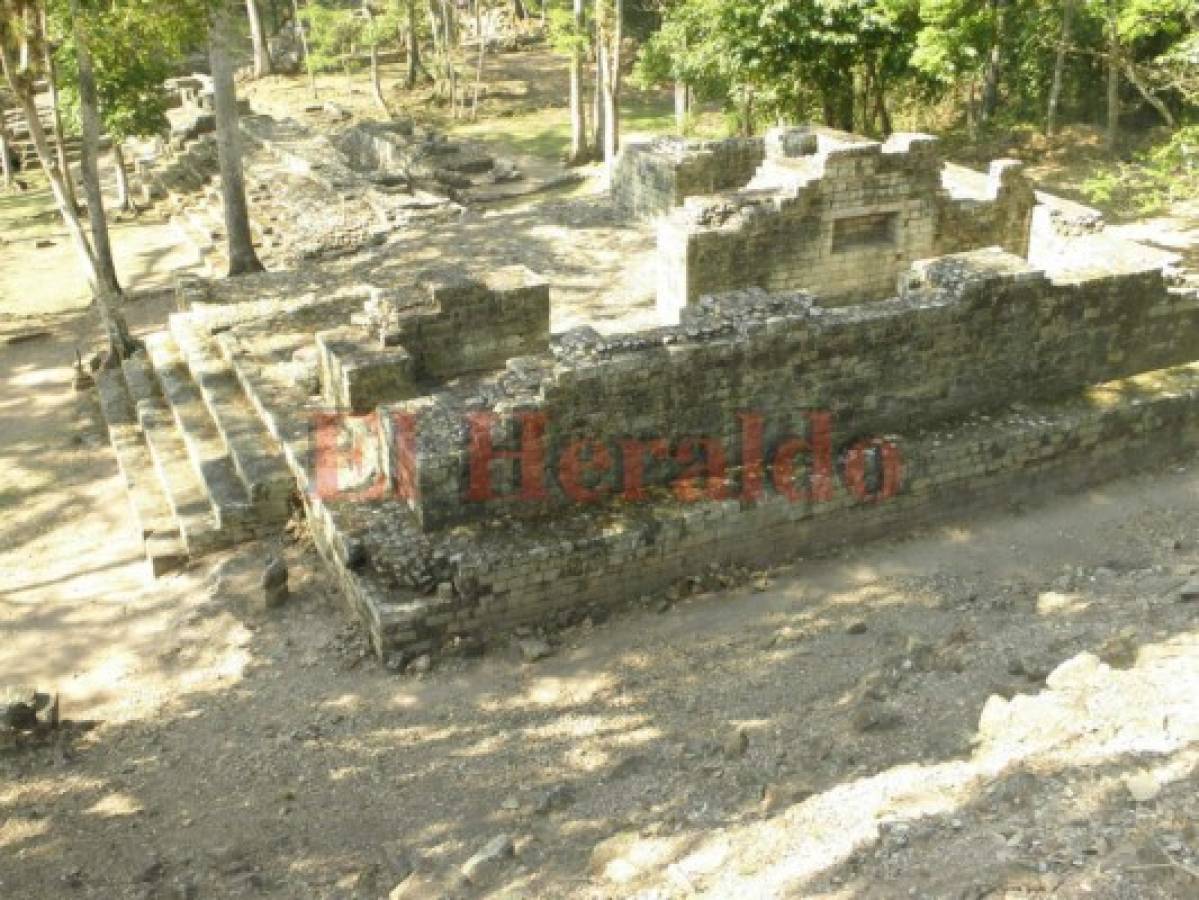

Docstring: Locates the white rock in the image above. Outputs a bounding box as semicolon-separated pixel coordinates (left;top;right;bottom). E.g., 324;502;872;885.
461;834;514;884
1124;772;1161;803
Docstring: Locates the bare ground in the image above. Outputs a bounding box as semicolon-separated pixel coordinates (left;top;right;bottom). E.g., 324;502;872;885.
2;299;1199;899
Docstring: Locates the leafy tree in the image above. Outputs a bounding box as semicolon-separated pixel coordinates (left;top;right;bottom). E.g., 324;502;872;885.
55;0;207;211
0;0;135;357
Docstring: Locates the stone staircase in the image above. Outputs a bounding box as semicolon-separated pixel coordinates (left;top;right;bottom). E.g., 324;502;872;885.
97;305;296;576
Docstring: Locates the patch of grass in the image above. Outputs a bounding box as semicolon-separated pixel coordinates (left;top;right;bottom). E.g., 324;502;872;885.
0;175;62;242
449;92;732;164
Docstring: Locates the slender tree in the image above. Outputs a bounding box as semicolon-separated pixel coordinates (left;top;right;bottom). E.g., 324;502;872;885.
1046;0;1074;135
0;90;14;190
209;0;264;275
0;2;134;357
40;4;74;209
247;0;274;78
566;0;588;162
292;0;317;97
69;0;121;298
1105;0;1121;150
403;0;421;89
596;0;621;177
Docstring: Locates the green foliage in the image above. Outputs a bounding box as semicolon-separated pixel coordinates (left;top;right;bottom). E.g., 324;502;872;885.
53;0;208;141
1083;124;1199;212
548;5;589;57
635;0;1196;135
301;1;367;74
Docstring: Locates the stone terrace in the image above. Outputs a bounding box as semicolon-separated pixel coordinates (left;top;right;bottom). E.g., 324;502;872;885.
97;125;1199;662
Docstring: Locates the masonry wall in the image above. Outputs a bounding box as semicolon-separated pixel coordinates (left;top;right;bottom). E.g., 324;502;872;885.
655;138;1038;321
612;137;767;220
317;268;549;412
323;360;1199;657
383;249;1199;531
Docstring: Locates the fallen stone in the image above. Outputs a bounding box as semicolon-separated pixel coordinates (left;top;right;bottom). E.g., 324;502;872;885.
846;620;868;635
1124;772;1161;803
323;101;351;122
1097;627;1138;669
851;700;904;733
262;557;289;608
517;637;552;662
760;778;816;817
533;783;576;815
460;834;514;884
407;654;432;675
1;686;54;731
1179;579;1199;601
722;727;749;759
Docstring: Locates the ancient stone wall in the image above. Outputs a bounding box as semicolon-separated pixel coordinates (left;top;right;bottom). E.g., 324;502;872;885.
654;129;1039;321
316;267;549;413
377;248;1198;531
612;136;766;220
324;358;1199;657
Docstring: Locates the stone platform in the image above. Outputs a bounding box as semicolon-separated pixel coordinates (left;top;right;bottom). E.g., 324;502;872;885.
96;125;1199;660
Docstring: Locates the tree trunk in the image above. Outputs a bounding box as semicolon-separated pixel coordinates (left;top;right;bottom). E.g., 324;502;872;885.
406;0;421;89
602;0;621;179
442;0;458;117
1122;59;1175;127
370;44;391;115
592;2;603;153
567;0;587;163
292;0;318;98
876;80;893;136
427;0;444;99
0;93;13;190
1046;0;1073;136
981;0;1008;123
1105;0;1120;151
71;0;123;299
596;0;620;179
247;0;274;78
0;42;134;357
113;143;137;214
674;80;689;133
209;1;266;276
471;0;485;120
364;7;390;116
41;8;77;210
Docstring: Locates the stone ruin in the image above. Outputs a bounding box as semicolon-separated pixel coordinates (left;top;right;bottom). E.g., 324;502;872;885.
98;124;1199;660
127;77;563;277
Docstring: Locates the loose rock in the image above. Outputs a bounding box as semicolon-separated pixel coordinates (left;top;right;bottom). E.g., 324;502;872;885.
262;557;289;608
722;726;749;759
517;637;552;662
460;834;514;884
533;784;576;815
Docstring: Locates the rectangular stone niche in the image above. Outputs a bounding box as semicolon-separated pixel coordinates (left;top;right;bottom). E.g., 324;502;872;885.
833;212;898;253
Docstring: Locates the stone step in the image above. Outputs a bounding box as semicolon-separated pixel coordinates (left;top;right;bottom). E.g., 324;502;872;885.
169;210;226;278
144;332;265;537
169;315;294;519
122;352;233;558
95;369;188;576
